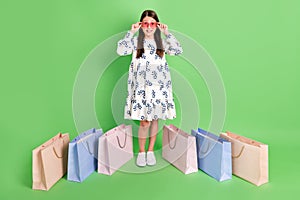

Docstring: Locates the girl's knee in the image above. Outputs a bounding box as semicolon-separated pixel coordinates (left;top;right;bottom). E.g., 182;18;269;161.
152;120;158;125
140;120;151;128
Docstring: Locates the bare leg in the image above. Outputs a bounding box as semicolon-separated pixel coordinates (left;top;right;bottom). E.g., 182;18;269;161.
148;119;158;152
138;120;151;152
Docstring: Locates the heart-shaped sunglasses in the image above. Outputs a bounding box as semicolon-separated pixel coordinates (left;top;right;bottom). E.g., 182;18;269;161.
139;22;160;28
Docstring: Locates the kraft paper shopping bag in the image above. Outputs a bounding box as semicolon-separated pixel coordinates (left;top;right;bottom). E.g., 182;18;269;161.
32;133;69;191
220;131;268;186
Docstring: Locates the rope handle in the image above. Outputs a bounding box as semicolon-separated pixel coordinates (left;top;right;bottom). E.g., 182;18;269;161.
84;141;94;155
52;136;65;158
200;142;211;154
116;127;128;149
167;128;179;150
232;146;245;159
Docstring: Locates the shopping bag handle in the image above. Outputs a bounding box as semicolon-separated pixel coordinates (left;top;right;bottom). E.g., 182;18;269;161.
200;142;211;155
232;146;245;159
84;141;94;155
167;129;178;150
198;139;217;159
116;130;127;149
53;137;65;158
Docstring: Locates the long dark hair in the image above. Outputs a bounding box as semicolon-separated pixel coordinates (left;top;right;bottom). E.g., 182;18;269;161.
136;10;164;59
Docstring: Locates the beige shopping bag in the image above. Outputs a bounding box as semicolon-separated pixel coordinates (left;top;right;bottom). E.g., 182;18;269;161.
220;131;268;186
162;124;198;174
32;133;69;190
98;124;133;175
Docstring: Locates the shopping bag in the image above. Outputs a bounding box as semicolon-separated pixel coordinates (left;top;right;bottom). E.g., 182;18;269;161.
98;124;133;175
192;128;232;181
220;131;268;186
67;128;103;182
162;124;198;174
32;133;69;191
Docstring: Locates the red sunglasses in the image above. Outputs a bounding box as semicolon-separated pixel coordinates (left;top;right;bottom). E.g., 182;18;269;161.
139;21;160;28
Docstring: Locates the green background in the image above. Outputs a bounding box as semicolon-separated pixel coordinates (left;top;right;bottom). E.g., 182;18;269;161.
1;0;299;199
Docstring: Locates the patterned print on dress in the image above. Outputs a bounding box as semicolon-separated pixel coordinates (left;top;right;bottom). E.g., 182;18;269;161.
152;71;157;79
148;44;155;55
135;82;139;90
157;65;163;72
146;61;151;72
152;90;156;98
166;80;172;89
117;31;183;121
164;62;169;72
146;103;152;114
162;72;167;79
162;91;168;98
119;40;129;48
145;80;153;86
154;54;160;60
158;80;164;90
138;70;146;80
161;102;166;114
137;90;146;99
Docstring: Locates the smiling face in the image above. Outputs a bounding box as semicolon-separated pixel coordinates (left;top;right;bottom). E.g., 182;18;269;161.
141;16;157;39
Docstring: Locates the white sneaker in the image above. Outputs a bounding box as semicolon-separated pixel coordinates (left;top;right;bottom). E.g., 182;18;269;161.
136;152;146;167
146;151;156;166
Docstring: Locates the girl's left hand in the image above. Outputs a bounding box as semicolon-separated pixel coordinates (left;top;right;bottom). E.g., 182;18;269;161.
157;23;169;36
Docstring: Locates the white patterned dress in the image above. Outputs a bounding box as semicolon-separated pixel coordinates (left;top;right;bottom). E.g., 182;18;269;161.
117;31;183;121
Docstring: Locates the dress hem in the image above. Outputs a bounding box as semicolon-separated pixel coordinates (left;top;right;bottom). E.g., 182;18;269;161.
124;116;176;121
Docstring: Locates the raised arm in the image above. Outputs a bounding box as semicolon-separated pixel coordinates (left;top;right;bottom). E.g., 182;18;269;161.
163;33;183;56
117;22;141;56
116;31;135;56
158;23;183;56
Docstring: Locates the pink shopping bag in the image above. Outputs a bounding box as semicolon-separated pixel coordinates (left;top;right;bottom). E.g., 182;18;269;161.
98;124;133;175
162;124;198;174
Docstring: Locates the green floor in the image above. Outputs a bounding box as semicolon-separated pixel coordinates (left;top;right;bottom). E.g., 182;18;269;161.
3;133;300;199
1;0;300;199
2;127;299;199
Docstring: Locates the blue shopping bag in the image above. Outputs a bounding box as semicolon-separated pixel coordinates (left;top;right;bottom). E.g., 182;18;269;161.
67;128;103;182
192;128;232;181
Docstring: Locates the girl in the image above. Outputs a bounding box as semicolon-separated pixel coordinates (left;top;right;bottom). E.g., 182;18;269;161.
117;10;183;167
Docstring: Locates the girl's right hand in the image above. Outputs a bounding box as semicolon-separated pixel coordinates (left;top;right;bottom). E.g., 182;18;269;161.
130;22;141;34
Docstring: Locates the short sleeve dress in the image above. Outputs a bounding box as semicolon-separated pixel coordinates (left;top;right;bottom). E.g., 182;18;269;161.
117;31;183;121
